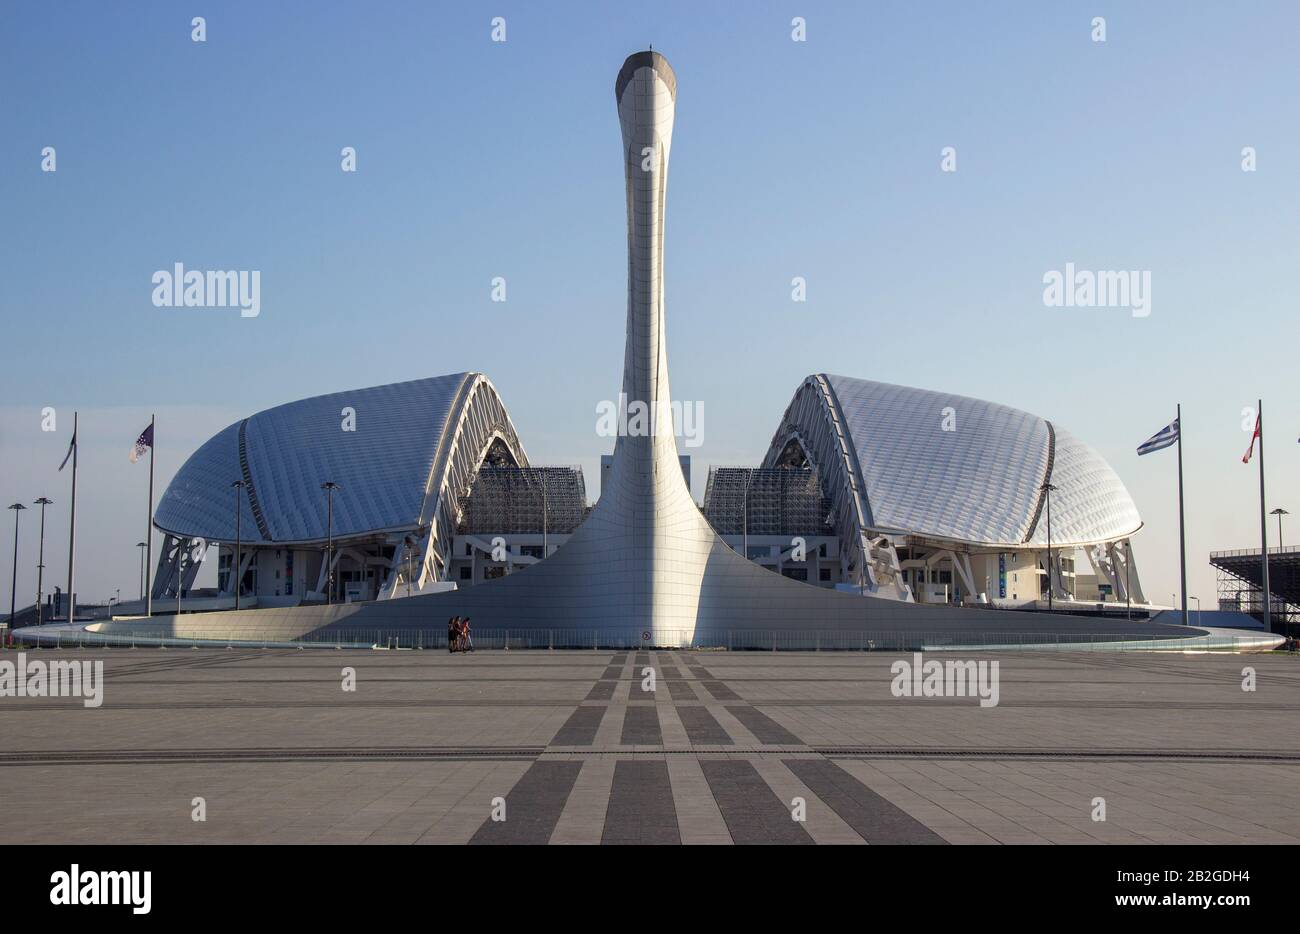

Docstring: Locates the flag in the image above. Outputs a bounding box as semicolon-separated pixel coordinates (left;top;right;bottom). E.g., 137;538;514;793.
1137;418;1179;456
130;422;154;463
58;430;76;471
1243;414;1261;463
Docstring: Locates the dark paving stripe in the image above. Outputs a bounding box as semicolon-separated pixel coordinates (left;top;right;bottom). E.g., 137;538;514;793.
601;760;680;845
676;706;734;745
726;706;801;745
699;759;813;845
620;706;662;746
664;679;697;700
659;665;682;679
700;681;741;701
584;681;617;701
552;706;606;746
608;654;627;665
468;760;582;845
688;666;712;679
784;759;947;845
634;653;650;666
599;665;623;680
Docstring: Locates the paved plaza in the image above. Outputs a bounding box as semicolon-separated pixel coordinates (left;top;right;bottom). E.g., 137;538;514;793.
1;647;1297;844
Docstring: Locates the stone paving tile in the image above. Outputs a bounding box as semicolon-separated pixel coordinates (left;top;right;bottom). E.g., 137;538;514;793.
551;759;616;845
601;760;680;845
725;705;802;745
468;760;583;845
3;649;1298;844
706;704;765;746
750;759;863;845
784;759;946;844
654;697;692;748
664;678;697;700
552;705;607;746
665;757;732;844
620;705;663;746
699;759;813;845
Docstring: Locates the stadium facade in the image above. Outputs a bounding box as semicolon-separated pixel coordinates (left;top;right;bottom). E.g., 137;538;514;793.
36;50;1276;651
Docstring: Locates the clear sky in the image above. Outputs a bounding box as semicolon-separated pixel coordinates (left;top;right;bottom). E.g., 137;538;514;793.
1;1;1296;610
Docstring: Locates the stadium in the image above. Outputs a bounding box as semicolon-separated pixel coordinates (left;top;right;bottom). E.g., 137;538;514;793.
149;372;1149;620
17;50;1279;651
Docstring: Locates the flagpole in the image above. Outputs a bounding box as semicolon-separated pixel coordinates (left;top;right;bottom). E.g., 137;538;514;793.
1257;399;1270;630
146;414;155;617
66;411;77;623
1176;403;1187;626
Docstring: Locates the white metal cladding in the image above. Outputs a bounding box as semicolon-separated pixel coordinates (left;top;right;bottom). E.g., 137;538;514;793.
153;373;530;553
766;374;1140;549
1027;423;1141;546
153;420;265;544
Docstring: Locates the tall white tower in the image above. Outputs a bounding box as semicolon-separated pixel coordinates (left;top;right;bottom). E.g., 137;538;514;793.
568;50;721;639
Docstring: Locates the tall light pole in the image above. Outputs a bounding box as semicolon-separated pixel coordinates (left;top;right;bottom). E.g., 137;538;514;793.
8;503;26;629
1270;507;1289;552
34;497;52;625
136;541;147;601
231;480;246;611
1040;482;1057;612
321;482;340;605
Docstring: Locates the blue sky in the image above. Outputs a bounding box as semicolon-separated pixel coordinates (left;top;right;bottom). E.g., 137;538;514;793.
1;1;1296;608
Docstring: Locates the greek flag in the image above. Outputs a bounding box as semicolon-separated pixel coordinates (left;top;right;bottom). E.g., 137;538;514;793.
1137;418;1179;456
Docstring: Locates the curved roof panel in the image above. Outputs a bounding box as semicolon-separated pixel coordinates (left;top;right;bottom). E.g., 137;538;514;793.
1027;423;1141;546
156;373;475;544
153;419;264;544
817;375;1140;547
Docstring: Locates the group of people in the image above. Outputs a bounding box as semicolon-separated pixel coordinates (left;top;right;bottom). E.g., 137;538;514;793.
447;616;474;653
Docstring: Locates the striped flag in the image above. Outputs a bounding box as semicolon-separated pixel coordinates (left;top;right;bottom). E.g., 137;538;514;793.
58;430;77;471
1242;414;1261;463
1137;418;1179;456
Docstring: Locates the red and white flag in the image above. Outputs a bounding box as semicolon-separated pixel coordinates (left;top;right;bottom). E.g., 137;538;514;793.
1242;414;1261;463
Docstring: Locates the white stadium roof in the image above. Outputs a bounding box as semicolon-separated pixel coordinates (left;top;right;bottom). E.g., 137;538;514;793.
154;373;528;550
765;374;1142;550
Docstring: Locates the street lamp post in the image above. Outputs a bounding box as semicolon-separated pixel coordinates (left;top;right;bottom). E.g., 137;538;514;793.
231;480;246;611
1270;508;1289;552
1190;595;1201;628
1040;482;1057;612
34;497;52;625
8;503;26;629
321;482;340;605
136;541;147;601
